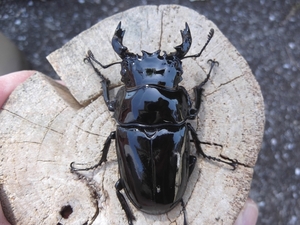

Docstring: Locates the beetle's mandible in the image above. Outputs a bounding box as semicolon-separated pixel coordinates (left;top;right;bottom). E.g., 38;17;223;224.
71;22;244;225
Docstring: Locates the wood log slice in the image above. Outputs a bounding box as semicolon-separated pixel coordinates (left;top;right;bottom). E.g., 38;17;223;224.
0;5;264;225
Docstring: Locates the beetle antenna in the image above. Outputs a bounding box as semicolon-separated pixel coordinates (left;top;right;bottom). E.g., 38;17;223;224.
183;28;214;59
84;50;121;69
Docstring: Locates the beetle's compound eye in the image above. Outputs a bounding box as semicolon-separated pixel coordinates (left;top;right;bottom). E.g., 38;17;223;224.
122;67;127;75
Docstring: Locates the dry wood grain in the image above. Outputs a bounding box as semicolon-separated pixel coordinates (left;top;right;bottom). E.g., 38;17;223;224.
0;5;264;225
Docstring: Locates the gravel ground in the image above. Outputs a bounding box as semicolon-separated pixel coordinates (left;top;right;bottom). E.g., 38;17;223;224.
1;1;299;224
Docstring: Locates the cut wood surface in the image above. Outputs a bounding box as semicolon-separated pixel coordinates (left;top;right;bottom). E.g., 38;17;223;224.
0;5;264;225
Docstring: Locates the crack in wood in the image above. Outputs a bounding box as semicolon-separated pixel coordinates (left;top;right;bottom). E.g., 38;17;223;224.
75;125;100;137
206;74;244;96
1;108;64;135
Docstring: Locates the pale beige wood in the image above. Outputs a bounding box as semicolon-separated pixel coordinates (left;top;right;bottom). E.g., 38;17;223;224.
0;5;264;225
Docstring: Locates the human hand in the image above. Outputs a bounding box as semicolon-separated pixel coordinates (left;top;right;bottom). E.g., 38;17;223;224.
0;202;10;225
0;70;35;107
234;198;258;225
0;71;258;225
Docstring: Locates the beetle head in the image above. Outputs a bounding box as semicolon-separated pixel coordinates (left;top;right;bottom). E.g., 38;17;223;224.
112;22;192;60
112;22;192;89
120;50;183;88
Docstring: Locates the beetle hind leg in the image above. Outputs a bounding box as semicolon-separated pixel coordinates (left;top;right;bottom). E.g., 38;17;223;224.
115;179;136;225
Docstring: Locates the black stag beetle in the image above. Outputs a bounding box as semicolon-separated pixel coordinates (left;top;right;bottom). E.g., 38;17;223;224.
71;22;244;225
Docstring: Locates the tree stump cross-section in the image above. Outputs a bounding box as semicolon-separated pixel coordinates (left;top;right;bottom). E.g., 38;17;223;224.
0;5;264;225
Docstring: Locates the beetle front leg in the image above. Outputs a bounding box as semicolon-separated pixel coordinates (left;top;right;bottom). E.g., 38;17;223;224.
115;179;136;225
70;131;116;171
189;59;219;119
84;50;116;111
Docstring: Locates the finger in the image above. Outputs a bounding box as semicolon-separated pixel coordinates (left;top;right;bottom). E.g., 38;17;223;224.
0;70;35;107
0;202;11;225
234;198;258;225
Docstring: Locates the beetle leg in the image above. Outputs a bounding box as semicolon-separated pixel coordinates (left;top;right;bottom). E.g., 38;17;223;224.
187;123;238;170
188;155;197;177
70;131;115;171
189;59;219;119
181;199;188;225
115;179;136;225
84;50;116;111
84;50;121;69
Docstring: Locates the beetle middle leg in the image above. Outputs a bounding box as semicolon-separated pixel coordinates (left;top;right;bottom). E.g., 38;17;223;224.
70;131;116;171
187;123;240;170
189;59;219;119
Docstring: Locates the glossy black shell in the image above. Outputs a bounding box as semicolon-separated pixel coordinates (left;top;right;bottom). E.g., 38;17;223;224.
111;23;196;215
116;124;190;214
112;48;193;213
114;85;191;126
120;50;183;88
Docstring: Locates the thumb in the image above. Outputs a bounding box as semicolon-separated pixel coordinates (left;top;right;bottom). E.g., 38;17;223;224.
234;198;258;225
0;202;11;225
